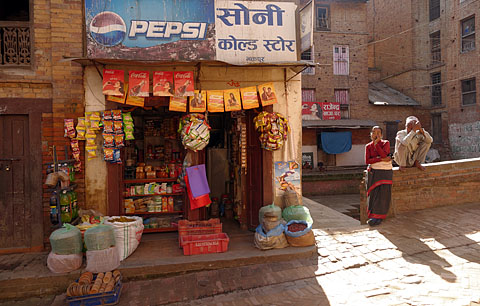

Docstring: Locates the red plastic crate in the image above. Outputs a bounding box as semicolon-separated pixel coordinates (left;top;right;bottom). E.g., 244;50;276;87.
181;233;229;256
178;219;222;247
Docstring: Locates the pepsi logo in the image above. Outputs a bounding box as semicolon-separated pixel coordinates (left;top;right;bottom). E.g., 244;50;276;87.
90;11;126;47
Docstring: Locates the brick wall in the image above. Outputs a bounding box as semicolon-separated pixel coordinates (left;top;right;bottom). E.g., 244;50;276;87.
359;158;480;223
0;0;85;246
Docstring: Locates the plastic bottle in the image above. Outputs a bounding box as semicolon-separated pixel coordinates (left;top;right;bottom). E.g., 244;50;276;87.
168;196;174;212
60;190;71;223
50;192;59;225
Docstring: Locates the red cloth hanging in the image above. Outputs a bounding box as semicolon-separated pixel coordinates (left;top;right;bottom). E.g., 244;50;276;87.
185;175;211;210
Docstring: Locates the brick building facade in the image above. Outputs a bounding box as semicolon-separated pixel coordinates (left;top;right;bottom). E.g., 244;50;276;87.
367;0;480;160
0;0;85;252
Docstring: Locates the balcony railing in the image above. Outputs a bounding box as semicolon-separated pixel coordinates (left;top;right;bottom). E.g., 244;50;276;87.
0;22;31;66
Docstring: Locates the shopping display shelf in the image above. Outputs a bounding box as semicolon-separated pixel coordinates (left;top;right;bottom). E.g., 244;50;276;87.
124;193;183;197
143;227;178;233
123;178;177;184
126;211;183;215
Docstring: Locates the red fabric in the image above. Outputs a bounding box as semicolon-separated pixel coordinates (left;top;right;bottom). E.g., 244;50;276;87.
367;179;393;196
365;140;390;165
367;211;387;219
185;175;211;210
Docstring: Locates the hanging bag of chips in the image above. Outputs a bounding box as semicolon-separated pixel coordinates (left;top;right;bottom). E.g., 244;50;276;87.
178;114;211;152
253;111;290;151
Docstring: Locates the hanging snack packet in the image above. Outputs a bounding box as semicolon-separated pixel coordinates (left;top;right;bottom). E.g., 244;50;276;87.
86;146;97;160
103;133;115;148
103;120;114;133
64;119;75;139
74;161;81;172
103;148;114;161
72;150;81;162
114;133;125;148
70;139;80;152
76;117;86;140
103;110;113;121
112;109;122;121
90;112;101;130
114;120;123;134
85;112;92;128
113;149;122;164
86;133;97;147
122;112;133;122
124;121;135;140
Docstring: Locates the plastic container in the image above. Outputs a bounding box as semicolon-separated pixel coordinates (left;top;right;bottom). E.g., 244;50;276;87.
181;233;229;256
66;275;122;306
177;219;222;247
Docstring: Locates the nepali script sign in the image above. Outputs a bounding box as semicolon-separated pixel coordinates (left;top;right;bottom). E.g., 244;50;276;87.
215;0;297;64
84;0;297;64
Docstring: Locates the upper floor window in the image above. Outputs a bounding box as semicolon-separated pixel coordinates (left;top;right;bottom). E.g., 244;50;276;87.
461;78;476;106
432;113;442;144
429;0;440;21
431;72;442;106
0;0;31;66
301;48;315;75
333;46;349;75
430;31;441;64
316;5;330;31
335;89;350;119
461;16;475;52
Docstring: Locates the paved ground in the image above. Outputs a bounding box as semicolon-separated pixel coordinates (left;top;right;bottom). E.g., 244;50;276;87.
308;194;361;220
4;197;480;306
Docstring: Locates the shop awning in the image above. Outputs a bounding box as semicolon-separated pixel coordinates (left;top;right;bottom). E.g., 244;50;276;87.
369;82;420;106
302;119;377;129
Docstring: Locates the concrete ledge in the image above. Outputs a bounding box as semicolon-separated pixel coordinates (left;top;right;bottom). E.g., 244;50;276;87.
360;158;480;223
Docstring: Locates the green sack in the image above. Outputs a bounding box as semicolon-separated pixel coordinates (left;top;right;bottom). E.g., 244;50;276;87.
49;224;82;255
282;205;313;225
84;224;115;251
258;203;282;224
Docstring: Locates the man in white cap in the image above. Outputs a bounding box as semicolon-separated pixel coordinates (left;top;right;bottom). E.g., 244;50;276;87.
394;116;433;171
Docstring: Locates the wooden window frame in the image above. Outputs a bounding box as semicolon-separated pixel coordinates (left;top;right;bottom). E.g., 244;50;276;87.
315;4;330;31
429;0;440;21
430;31;441;64
431;72;442;106
461;16;475;53
431;113;442;144
333;45;349;75
461;78;476;106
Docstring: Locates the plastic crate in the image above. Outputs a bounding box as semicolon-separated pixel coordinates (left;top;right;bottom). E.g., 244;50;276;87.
181;233;229;256
66;276;122;306
178;219;222;247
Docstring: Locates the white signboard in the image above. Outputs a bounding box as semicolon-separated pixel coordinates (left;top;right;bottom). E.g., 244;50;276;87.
299;1;313;53
215;0;297;64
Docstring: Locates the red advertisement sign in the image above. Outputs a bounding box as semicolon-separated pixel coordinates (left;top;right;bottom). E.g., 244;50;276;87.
153;71;174;96
301;102;340;120
128;70;149;97
321;102;341;120
102;69;124;96
174;71;194;96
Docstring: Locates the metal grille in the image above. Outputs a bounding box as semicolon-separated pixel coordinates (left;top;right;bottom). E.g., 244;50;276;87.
0;24;31;66
430;31;441;64
302;89;315;102
334;89;349;104
431;72;442;106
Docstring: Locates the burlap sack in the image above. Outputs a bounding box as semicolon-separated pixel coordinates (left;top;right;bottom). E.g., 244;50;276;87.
285;230;315;247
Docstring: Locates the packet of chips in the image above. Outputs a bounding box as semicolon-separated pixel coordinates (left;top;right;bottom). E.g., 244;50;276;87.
76;117;86;140
103;133;115;148
74;161;81;172
103;121;114;133
122;112;133;122
90;112;101;130
64;119;76;139
123;121;135;140
114;120;123;134
113;149;121;164
86;133;96;147
115;133;125;148
104;148;114;161
103;110;113;121
86;146;97;160
112;109;122;121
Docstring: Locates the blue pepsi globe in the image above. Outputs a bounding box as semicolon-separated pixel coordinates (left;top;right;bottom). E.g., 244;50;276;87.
89;11;126;47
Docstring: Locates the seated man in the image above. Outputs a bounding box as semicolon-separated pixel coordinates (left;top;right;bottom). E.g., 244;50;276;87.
394;116;433;171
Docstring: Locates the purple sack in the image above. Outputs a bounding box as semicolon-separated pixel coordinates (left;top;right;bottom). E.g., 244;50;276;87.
186;164;210;198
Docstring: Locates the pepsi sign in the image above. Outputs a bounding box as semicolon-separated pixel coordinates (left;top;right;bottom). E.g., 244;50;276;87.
89;11;126;47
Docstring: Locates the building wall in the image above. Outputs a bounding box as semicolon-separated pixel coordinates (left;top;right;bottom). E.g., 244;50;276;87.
0;0;85;246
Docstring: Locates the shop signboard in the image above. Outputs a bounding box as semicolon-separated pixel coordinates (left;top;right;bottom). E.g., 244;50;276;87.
322;102;341;120
299;1;313;53
153;71;174;96
302;102;323;120
274;161;301;197
240;86;260;109
85;0;297;64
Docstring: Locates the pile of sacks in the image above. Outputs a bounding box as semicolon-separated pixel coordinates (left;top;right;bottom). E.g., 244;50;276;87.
47;223;121;274
254;194;315;250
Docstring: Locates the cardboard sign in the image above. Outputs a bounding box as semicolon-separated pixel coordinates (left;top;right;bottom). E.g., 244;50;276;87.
153;71;174;96
207;90;225;112
258;82;278;106
189;90;207;113
240;86;259;109
321;102;341;120
128;71;149;97
224;89;242;112
102;69;124;96
174;71;194;96
169;96;188;112
125;84;145;107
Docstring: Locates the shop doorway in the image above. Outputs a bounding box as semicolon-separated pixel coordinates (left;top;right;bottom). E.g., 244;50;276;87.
0;115;32;251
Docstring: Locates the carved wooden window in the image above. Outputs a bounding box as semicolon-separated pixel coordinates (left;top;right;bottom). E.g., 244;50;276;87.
0;1;31;67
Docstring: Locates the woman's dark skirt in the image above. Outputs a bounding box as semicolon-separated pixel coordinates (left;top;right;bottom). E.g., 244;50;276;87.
366;168;393;219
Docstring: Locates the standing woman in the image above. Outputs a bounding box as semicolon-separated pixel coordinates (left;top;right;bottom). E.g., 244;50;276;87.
365;126;393;226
